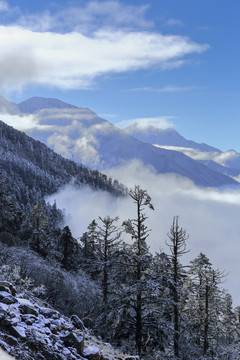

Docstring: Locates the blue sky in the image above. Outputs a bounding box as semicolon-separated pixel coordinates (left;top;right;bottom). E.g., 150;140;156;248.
1;0;240;151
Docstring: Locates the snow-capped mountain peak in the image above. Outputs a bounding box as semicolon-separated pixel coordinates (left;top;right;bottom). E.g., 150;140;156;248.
17;96;79;113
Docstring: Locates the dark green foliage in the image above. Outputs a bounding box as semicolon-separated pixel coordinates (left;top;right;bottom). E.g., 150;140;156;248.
59;226;80;271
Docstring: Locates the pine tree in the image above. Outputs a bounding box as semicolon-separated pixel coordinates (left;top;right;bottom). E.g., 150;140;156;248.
166;216;189;359
58;226;80;271
220;291;240;357
84;220;98;260
122;185;154;357
95;216;122;304
22;200;48;255
0;172;17;234
149;251;174;355
187;252;227;358
83;216;122;304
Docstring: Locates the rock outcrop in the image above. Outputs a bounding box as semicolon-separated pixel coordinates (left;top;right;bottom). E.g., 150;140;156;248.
0;281;131;360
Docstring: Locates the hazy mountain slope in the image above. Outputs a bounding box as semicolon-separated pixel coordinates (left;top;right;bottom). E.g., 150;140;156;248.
224;155;240;170
0;94;238;188
124;123;220;153
123;122;240;181
198;160;240;178
0;95;19;115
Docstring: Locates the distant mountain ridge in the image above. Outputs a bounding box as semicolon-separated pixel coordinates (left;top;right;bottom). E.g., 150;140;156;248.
124;123;221;153
0;95;239;188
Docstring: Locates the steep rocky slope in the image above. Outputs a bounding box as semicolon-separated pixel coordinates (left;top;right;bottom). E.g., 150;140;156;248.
0;281;136;360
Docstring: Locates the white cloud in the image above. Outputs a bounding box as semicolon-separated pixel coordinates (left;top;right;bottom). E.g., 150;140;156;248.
47;132;101;167
214;150;239;165
0;113;47;131
117;116;175;130
47;159;240;306
155;145;239;166
0;24;209;91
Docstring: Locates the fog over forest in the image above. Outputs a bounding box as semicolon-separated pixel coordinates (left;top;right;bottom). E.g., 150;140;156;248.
48;159;240;305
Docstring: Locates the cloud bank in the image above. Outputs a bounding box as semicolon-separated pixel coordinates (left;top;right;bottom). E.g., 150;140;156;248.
48;160;240;306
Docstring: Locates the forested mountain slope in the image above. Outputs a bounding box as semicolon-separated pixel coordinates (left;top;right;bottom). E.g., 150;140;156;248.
0;120;127;206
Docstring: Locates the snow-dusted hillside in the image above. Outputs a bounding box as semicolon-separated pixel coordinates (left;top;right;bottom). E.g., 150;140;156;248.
0;95;239;188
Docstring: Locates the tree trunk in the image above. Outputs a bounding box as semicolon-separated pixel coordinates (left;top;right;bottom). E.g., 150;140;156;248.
136;198;142;357
173;251;179;358
136;291;142;357
203;284;209;355
103;226;109;305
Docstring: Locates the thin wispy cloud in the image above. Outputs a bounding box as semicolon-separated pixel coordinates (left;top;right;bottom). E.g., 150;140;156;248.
198;26;212;31
14;1;153;34
0;0;8;12
165;18;183;26
129;85;202;93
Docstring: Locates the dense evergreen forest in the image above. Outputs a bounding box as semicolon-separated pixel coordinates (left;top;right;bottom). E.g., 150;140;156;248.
0;120;240;359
